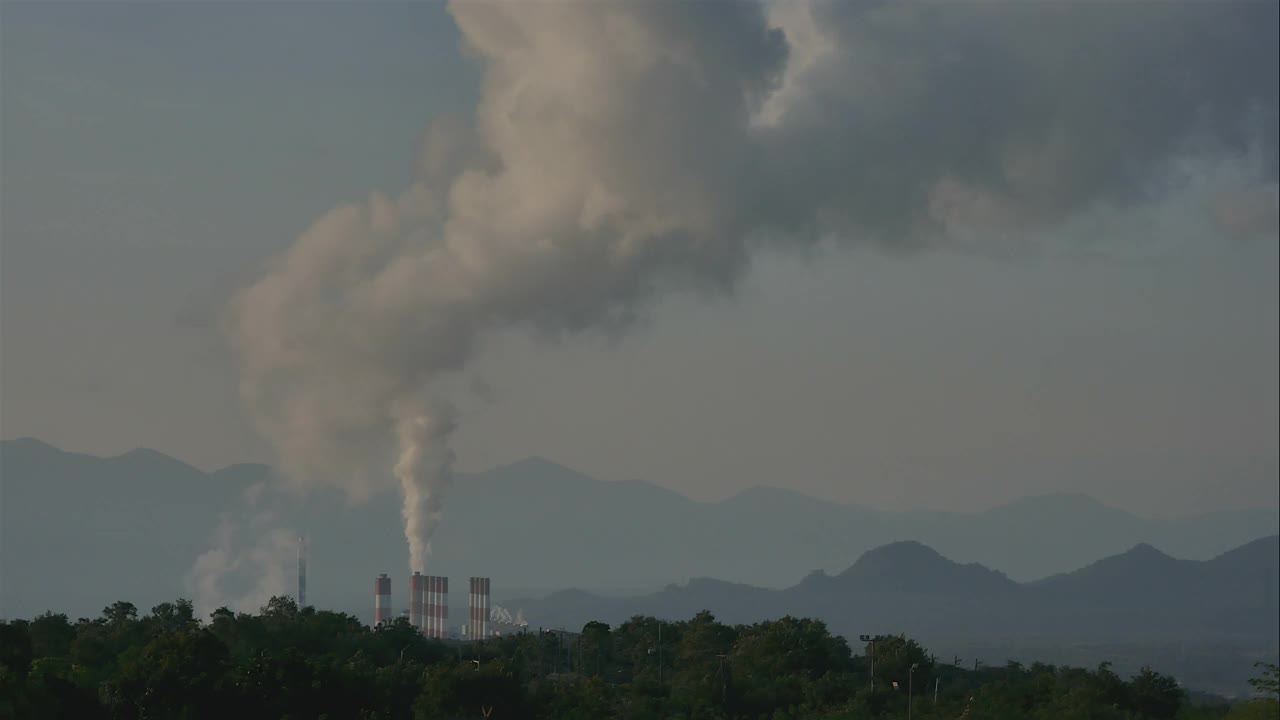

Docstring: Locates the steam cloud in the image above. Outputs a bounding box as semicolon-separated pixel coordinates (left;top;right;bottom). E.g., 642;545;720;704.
228;1;1278;573
185;508;298;616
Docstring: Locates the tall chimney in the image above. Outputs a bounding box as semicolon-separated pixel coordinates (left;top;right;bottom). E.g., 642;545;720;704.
409;572;426;632
297;536;307;609
426;576;449;638
469;576;490;640
374;574;392;626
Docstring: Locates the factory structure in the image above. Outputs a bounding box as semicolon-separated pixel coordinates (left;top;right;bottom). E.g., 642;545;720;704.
373;572;524;640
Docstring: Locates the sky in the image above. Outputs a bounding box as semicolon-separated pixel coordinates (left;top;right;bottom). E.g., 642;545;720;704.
2;0;1277;519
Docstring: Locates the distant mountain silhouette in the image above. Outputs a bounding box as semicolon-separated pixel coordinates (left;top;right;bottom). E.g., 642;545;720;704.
832;540;1018;594
2;438;1276;625
1031;542;1198;604
514;535;1280;626
509;537;1279;697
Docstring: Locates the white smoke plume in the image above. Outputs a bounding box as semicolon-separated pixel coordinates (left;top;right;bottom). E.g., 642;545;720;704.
185;509;298;617
228;1;1277;573
395;407;458;572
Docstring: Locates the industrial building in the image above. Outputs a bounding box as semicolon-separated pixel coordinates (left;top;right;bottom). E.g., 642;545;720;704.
370;572;515;639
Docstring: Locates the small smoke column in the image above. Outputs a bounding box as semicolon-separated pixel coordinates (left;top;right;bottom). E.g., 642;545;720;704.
228;1;1277;572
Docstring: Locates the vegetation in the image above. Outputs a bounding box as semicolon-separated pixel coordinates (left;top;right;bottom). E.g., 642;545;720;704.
1;599;1276;720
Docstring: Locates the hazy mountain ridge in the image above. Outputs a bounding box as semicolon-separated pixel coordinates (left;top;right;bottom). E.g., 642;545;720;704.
513;534;1280;630
2;439;1276;623
509;535;1279;697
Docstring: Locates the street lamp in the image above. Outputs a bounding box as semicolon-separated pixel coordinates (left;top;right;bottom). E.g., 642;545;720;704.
859;635;876;690
908;663;919;720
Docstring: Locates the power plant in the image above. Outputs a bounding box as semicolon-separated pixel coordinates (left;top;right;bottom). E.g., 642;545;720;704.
369;571;519;639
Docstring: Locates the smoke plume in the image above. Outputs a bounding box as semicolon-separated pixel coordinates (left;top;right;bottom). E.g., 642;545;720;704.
228;1;1277;573
185;508;298;617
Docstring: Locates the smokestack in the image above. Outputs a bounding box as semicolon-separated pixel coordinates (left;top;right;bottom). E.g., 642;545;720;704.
469;576;490;640
425;576;449;638
374;574;392;626
409;572;426;633
297;536;307;609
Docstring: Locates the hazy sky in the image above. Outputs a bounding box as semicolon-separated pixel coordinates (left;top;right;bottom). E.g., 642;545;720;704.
2;1;1276;518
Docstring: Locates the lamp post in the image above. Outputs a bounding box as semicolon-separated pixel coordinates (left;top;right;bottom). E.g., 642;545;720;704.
908;663;919;720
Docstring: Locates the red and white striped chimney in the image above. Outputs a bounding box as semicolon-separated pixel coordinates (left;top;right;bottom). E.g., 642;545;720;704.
468;576;490;640
374;574;392;626
425;576;449;638
409;572;426;633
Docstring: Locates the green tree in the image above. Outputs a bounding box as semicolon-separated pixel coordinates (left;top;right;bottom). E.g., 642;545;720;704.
865;634;933;695
670;611;736;717
1129;665;1184;719
580;621;613;678
27;612;76;659
413;660;527;719
1249;663;1279;699
145;599;199;635
103;628;232;719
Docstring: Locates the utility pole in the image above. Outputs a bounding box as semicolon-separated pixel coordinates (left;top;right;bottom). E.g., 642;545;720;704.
908;663;918;720
657;620;663;684
934;677;939;705
716;654;729;706
860;635;876;690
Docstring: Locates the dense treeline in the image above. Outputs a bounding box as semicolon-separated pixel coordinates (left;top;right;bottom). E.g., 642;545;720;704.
1;598;1276;720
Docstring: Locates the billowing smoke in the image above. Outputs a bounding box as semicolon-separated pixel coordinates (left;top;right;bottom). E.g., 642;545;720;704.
394;408;457;572
228;1;1277;573
185;506;298;616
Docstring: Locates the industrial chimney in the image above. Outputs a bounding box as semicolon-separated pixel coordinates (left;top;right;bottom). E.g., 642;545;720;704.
409;572;426;632
425;576;448;638
297;536;307;609
374;574;392;626
468;576;490;640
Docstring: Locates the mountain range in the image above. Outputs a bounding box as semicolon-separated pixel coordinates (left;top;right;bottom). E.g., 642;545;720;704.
2;437;1276;626
513;535;1279;645
511;536;1279;696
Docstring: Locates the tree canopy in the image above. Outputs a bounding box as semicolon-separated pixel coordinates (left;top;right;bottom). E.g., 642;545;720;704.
0;598;1273;719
